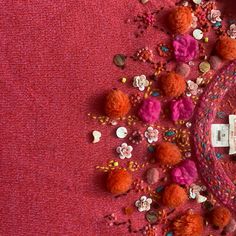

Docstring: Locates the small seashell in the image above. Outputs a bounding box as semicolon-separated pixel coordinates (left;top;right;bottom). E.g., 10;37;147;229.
92;131;102;143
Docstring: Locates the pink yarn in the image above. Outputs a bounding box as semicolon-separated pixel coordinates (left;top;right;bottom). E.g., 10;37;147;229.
171;97;194;121
171;159;198;186
173;35;199;62
138;97;161;123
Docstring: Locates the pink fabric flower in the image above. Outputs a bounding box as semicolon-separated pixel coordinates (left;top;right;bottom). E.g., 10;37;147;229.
173;35;199;62
138;97;161;124
171;97;194;121
171;159;198;186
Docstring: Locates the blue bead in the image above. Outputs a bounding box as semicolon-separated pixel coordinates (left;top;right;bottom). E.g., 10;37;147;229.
151;91;160;97
156;186;164;193
148;146;155;153
166;232;173;236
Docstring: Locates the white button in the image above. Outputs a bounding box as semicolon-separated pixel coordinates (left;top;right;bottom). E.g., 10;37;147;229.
116;127;128;138
193;0;202;4
193;29;203;40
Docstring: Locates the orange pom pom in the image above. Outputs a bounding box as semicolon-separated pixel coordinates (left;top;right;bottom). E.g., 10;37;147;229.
106;169;132;195
168;6;192;34
105;89;131;118
173;212;204;236
211;207;232;228
155;142;182;166
216;37;236;60
161;72;186;98
162;184;187;207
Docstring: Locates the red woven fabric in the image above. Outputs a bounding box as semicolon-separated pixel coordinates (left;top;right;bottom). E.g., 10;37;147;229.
0;0;235;235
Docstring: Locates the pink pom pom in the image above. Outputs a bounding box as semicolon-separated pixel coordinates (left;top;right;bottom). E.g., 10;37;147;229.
138;97;161;124
171;159;198;186
171;97;194;121
173;35;199;63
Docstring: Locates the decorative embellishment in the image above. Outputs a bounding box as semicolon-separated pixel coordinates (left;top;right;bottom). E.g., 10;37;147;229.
207;9;222;24
92;130;102;143
227;24;236;39
133;75;149;91
135;196;152;212
173;35;199;63
116;143;133;159
144;126;159;143
157;43;171;57
116;127;128;138
128;130;144;144
136;47;153;62
187;78;204;96
113;54;126;68
193;29;203;40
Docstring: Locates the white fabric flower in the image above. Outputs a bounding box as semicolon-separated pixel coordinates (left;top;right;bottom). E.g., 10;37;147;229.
207;9;222;24
133;75;149;91
116;143;133;159
227;24;236;39
135;196;152;212
189;184;207;203
144;127;159;144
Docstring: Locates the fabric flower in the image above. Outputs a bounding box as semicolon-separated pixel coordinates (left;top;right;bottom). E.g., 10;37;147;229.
116;143;133;159
207;9;222;24
170;97;194;121
138;97;161;123
227;24;236;39
171;159;198;186
133;75;149;91
173;35;199;62
189;184;207;203
187;78;204;96
135;196;152;212
144;127;159;143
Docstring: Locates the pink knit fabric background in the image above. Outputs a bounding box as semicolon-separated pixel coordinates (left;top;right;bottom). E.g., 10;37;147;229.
0;0;235;235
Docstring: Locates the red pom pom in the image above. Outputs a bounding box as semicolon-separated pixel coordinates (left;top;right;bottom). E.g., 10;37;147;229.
106;169;132;195
168;6;192;34
161;72;186;98
211;207;232;228
216;37;236;60
162;184;188;208
155;142;182;166
105;89;131;118
173;211;204;236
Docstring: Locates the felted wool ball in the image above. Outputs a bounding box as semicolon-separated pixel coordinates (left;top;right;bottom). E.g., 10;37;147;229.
162;184;188;208
146;167;160;185
168;6;192;34
225;219;236;233
216;37;236;60
106;169;132;195
160;72;186;98
211;207;232;228
173;212;204;236
155;142;182;166
138;97;161;123
105;89;131;119
209;56;222;70
176;63;190;78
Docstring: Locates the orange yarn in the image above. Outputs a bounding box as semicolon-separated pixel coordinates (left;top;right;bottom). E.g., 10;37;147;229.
155;142;182;166
168;6;192;34
162;184;187;207
161;72;186;98
106;169;132;195
211;207;232;228
105;89;131;118
173;212;204;236
216;37;236;60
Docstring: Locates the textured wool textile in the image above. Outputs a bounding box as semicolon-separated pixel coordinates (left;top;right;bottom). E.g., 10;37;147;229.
0;0;235;235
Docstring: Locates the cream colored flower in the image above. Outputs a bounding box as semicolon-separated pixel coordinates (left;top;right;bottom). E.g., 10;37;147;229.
133;75;149;91
135;196;152;212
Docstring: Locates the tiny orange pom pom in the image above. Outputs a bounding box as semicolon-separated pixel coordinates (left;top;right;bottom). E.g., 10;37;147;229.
161;72;186;98
216;37;236;60
211;207;232;228
155;142;182;166
173;211;204;236
106;169;132;195
168;6;192;34
162;184;187;207
105;89;131;119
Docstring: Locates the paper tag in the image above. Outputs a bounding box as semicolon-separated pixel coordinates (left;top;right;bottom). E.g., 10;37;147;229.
211;124;229;147
229;115;236;154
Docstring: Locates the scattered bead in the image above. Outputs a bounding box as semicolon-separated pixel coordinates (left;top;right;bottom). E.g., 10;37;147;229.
116;127;128;138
